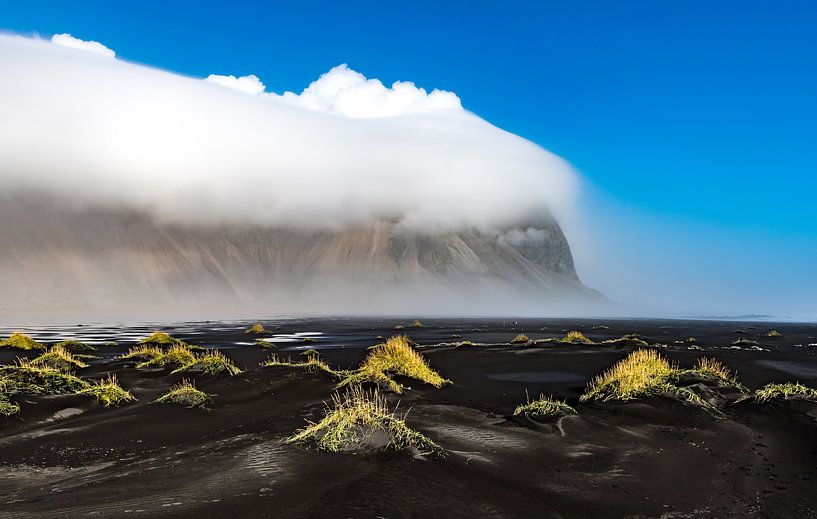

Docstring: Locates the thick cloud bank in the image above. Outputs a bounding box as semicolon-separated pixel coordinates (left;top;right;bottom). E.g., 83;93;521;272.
0;34;577;232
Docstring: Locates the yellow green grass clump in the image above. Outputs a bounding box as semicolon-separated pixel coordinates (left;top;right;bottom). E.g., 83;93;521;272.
31;345;88;372
409;320;424;328
54;339;96;353
339;335;450;394
691;357;744;389
137;344;196;369
514;393;575;419
286;385;442;455
765;330;782;337
561;330;593;344
0;359;90;395
245;323;269;334
262;352;339;376
0;380;20;417
581;349;689;402
173;350;242;375
78;375;136;406
581;351;749;406
120;345;164;362
0;332;45;351
754;382;817;403
138;331;183;346
511;334;530;344
154;379;212;408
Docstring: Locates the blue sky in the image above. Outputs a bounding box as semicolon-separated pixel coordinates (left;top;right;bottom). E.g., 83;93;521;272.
3;1;816;317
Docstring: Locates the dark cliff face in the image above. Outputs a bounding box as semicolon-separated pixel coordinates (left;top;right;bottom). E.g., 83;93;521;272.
0;199;602;316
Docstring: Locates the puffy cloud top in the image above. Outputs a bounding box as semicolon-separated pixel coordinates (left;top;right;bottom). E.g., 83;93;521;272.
275;64;462;118
50;33;115;58
205;73;266;95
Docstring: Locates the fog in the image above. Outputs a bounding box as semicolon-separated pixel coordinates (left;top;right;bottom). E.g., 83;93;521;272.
0;34;577;233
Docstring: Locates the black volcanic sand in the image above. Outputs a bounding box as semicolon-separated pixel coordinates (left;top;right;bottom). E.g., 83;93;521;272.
1;318;817;518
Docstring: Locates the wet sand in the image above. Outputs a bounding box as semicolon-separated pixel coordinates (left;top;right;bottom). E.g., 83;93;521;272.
1;317;816;518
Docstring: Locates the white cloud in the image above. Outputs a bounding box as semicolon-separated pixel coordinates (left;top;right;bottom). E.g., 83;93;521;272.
205;73;266;95
273;64;462;118
50;33;115;58
0;34;577;233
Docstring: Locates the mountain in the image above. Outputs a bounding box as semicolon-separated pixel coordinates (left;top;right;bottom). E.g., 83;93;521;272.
0;198;603;317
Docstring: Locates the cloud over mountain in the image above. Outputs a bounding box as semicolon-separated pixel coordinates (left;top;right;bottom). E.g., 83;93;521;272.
0;33;577;233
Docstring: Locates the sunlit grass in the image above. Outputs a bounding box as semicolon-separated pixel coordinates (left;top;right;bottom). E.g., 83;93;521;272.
581;349;685;402
765;330;782;337
154;379;212;408
31;345;88;372
690;357;743;388
409;320;424;328
261;352;340;376
0;332;44;351
514;393;575;418
754;382;817;403
137;344;196;369
120;345;164;362
511;334;530;344
79;375;136;406
0;359;90;395
0;380;19;417
54;339;96;353
286;384;442;455
339;335;449;394
561;330;592;344
245;323;269;334
173;350;242;375
138;331;182;346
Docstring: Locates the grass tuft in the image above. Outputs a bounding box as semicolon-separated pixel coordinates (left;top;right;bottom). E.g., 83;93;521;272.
173;350;242;376
765;330;782;337
581;349;682;402
754;382;817;403
155;379;212;408
0;379;20;417
0;332;45;351
409;320;424;328
511;334;530;344
339;335;449;394
562;331;593;344
690;357;741;387
262;352;339;376
0;359;89;395
286;385;442;455
138;344;196;369
120;345;164;362
79;375;136;406
514;393;575;419
54;339;96;353
245;323;269;334
138;331;182;346
31;345;88;372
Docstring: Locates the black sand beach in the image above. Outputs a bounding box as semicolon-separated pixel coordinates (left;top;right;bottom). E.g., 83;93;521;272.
1;317;817;518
